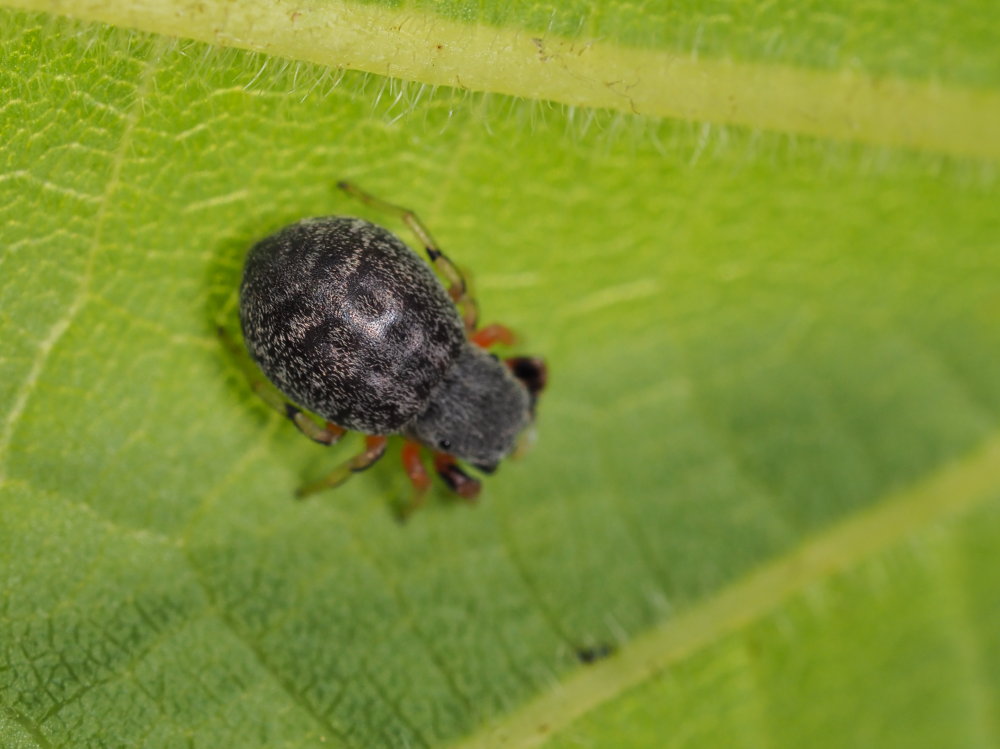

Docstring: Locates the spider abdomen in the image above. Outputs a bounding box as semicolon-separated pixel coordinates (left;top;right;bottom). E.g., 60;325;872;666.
239;217;466;434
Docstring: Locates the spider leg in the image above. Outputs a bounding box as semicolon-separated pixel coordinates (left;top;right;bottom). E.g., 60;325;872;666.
470;323;516;349
218;326;345;445
433;452;482;501
505;356;548;408
338;181;479;332
296;435;388;498
396;440;432;519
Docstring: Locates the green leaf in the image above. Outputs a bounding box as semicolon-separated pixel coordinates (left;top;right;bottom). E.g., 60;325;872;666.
1;3;998;748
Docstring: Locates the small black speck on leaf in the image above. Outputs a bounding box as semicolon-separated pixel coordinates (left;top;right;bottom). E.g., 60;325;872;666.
576;643;615;664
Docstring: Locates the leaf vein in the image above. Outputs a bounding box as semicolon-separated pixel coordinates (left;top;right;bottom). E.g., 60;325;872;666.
449;434;1000;749
0;36;168;478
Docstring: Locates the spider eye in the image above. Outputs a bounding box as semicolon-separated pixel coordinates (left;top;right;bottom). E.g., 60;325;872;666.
438;439;452;451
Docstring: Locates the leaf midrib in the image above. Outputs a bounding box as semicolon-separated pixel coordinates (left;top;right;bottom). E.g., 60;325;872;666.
5;0;1000;160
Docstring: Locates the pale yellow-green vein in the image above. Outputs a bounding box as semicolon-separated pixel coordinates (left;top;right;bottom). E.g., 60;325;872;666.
450;434;1000;749
5;0;1000;160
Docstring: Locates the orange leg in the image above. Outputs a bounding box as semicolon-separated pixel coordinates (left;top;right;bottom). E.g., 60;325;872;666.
433;453;482;501
400;440;432;516
402;441;431;493
470;323;516;349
